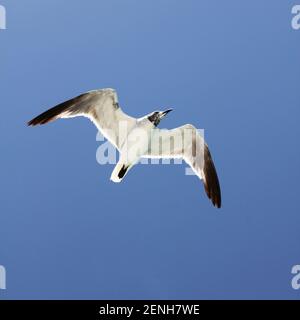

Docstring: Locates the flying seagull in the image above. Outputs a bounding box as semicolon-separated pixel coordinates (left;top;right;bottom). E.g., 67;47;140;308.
28;88;221;208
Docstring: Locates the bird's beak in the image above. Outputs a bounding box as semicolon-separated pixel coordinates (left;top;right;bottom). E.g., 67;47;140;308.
160;109;173;118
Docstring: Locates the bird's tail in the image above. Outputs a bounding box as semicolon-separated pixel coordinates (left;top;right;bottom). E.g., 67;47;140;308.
110;161;132;183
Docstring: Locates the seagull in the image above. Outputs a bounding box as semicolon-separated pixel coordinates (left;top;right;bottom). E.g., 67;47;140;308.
28;88;221;208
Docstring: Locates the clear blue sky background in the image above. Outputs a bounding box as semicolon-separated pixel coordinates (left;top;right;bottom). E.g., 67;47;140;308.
1;0;300;299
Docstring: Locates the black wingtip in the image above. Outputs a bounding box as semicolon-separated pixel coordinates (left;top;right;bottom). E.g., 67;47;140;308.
27;118;41;127
27;93;88;128
27;104;65;127
203;145;222;209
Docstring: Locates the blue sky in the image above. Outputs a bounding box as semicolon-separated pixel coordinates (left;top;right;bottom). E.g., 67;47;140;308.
1;0;300;299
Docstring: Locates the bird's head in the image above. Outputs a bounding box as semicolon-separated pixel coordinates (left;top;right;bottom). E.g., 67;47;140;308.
147;109;173;126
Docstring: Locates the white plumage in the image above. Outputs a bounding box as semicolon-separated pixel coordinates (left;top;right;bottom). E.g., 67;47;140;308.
28;88;221;208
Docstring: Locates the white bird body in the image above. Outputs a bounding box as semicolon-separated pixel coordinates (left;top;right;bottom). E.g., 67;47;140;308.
111;119;154;183
28;88;221;208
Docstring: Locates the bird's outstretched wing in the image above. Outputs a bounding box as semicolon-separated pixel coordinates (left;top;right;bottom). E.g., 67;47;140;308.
28;88;136;150
143;124;221;208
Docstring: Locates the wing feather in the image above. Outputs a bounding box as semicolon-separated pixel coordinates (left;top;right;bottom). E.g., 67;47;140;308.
143;124;221;208
28;89;136;150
